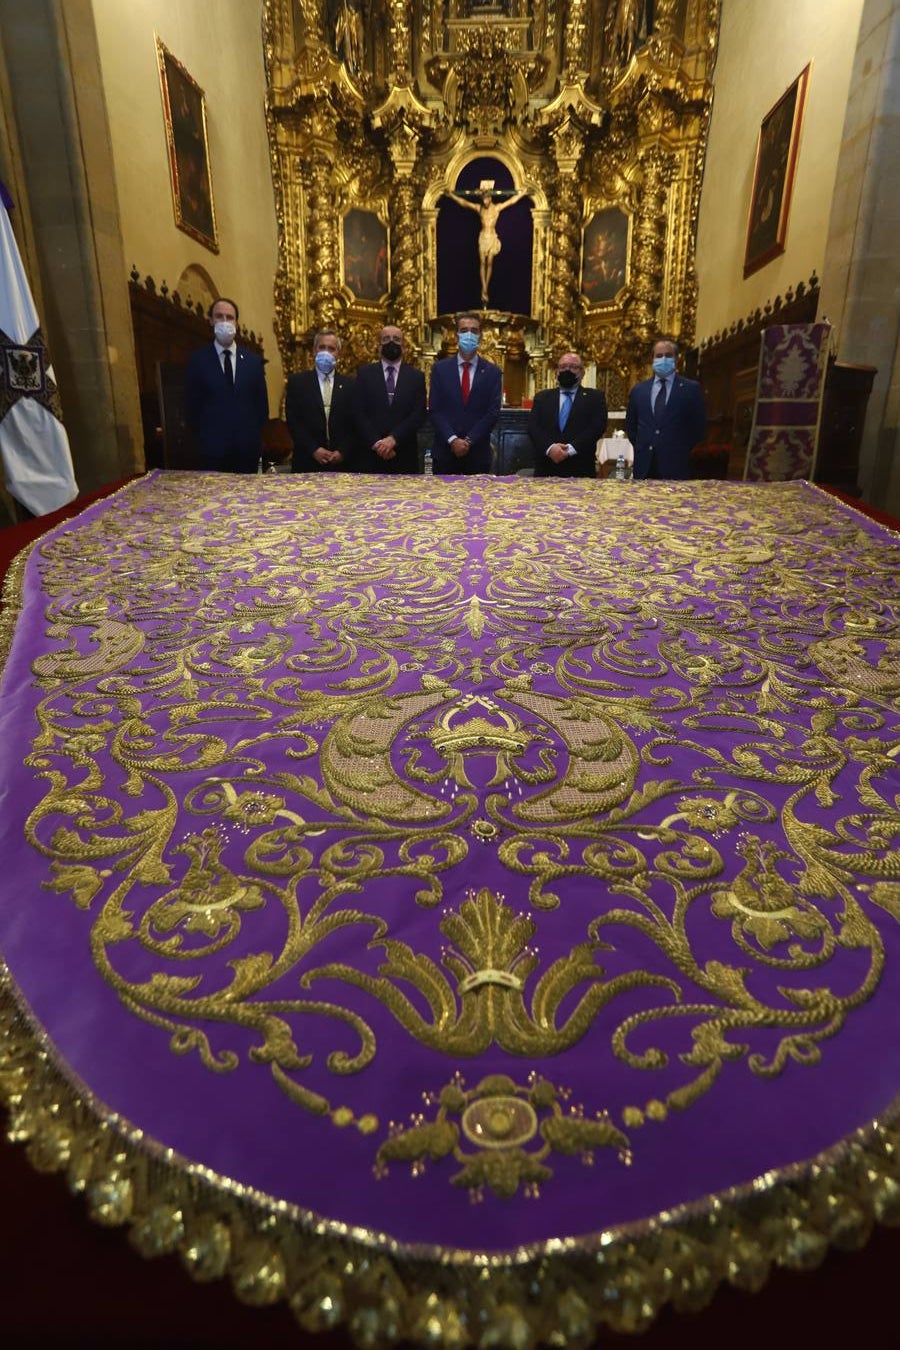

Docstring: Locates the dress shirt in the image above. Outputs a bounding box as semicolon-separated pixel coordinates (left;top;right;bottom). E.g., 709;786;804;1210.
448;354;475;443
652;374;673;410
215;340;237;377
553;386;577;456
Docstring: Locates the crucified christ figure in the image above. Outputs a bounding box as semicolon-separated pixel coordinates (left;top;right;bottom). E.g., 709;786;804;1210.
446;185;527;304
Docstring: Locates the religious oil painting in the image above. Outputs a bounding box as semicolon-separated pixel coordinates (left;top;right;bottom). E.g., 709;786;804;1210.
156;38;218;254
744;66;809;278
341;208;389;303
581;207;629;304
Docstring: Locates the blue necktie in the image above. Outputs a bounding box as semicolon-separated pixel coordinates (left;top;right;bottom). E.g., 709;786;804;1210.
559;390;574;431
653;379;667;422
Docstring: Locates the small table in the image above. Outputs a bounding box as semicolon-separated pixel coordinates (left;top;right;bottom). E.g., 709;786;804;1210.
596;437;634;466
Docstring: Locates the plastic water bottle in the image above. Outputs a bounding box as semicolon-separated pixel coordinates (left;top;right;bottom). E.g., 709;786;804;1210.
614;453;627;481
257;456;264;475
423;449;434;477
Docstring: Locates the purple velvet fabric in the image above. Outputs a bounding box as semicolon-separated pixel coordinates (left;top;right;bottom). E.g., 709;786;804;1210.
1;472;898;1255
745;324;831;480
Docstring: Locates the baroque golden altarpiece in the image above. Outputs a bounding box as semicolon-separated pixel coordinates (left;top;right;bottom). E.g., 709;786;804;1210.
264;0;718;406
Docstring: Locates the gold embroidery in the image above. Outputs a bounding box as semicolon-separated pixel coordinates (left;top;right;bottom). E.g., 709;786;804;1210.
2;473;899;1344
376;1072;630;1200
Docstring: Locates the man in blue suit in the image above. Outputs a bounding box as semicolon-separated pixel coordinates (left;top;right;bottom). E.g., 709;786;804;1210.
624;337;707;480
183;297;269;473
428;313;502;474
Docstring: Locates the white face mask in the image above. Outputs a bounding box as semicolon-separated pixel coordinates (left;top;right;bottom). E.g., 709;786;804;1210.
214;320;236;345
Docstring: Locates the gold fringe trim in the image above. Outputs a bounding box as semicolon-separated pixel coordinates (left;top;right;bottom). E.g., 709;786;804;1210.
3;961;900;1344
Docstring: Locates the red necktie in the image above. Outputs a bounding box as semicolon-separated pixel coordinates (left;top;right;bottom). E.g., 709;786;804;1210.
461;361;471;404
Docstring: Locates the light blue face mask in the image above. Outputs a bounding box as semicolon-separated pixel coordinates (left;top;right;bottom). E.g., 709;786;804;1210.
315;350;336;375
458;330;480;355
652;356;675;377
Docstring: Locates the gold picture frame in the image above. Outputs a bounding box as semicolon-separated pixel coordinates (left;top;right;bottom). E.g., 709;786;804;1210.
580;206;630;306
340;208;389;306
744;65;809;278
156;38;219;254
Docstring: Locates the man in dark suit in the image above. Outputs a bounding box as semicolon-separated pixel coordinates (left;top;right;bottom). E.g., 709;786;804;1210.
354;324;427;474
624;336;707;479
285;329;357;472
183;296;268;473
528;351;608;478
428;313;502;474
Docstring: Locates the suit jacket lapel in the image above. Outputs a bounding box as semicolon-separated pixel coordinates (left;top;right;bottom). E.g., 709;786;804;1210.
566;386;586;432
556;385;582;434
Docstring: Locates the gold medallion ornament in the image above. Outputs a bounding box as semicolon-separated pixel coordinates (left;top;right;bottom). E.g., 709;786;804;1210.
377;1072;631;1200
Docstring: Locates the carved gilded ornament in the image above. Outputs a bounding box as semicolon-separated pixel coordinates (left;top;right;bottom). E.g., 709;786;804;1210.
264;0;717;390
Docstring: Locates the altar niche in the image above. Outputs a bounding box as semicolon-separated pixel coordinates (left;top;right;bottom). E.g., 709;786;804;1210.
437;157;533;316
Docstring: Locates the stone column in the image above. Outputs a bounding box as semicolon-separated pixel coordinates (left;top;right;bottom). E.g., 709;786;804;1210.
818;0;900;515
0;0;143;491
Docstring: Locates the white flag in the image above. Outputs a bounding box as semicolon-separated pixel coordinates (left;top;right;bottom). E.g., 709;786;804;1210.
0;186;78;516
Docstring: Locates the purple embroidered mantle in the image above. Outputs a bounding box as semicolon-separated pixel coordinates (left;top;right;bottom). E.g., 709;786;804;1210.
0;472;898;1258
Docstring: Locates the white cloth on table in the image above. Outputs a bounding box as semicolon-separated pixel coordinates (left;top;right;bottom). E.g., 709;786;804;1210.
596;437;634;465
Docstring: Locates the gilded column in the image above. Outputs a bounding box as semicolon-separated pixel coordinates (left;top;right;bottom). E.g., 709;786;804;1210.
304;143;342;332
389;175;421;339
629;147;676;350
543;117;589;358
372;2;433;344
386;0;412;83
371;86;435;347
536;87;603;359
545;173;581;358
563;0;589;77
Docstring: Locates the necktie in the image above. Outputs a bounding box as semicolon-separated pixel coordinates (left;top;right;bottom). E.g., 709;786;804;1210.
385;365;396;403
223;349;234;387
461;361;471;404
322;373;332;432
559;390;574;431
653;379;667;422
